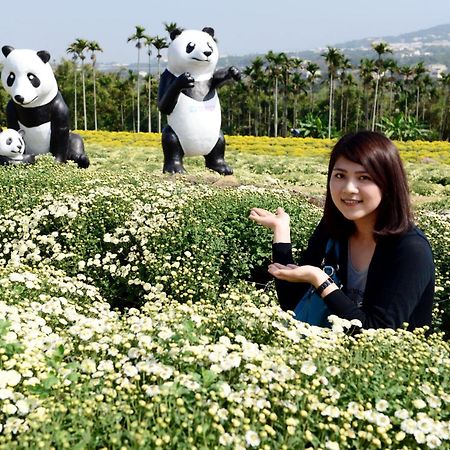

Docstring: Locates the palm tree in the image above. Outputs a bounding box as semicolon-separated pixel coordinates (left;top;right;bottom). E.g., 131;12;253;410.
144;35;154;133
127;25;146;132
359;58;377;128
152;35;169;133
413;62;427;121
371;42;392;131
245;57;265;135
305;61;320;113
66;43;79;129
265;51;288;137
87;40;103;131
439;73;450;139
322;46;345;138
164;22;181;35
399;65;415;117
67;38;88;130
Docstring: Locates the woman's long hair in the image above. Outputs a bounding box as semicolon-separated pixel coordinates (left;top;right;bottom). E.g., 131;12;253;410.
323;131;413;239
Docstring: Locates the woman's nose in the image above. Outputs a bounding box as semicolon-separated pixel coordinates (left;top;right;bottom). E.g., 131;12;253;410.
343;178;359;193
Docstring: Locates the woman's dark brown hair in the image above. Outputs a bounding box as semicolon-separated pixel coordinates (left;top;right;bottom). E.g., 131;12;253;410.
323;131;413;238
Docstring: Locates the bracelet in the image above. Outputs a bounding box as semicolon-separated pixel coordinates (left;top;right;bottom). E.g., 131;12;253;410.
315;277;335;296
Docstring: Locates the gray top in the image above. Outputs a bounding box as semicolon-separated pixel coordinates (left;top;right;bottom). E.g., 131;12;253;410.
345;251;368;308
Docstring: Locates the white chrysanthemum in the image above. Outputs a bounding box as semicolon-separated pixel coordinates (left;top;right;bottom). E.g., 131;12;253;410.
218;382;231;398
15;400;30;416
413;399;427;409
426;434;442;449
0;370;21;388
395;409;410;420
245;430;260;447
326;366;340;376
219;433;234;446
300;360;317;376
123;364;138;378
401;418;418;434
325;441;340;450
375;399;389;412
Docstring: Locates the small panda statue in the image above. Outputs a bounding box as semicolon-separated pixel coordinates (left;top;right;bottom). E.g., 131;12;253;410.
1;46;89;168
0;127;35;165
158;27;240;175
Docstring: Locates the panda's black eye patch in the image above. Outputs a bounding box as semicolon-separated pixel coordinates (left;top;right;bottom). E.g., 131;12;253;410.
186;42;195;54
7;72;15;87
27;73;40;88
6;138;12;146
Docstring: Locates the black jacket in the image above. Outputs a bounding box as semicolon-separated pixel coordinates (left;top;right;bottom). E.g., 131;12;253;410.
273;221;435;330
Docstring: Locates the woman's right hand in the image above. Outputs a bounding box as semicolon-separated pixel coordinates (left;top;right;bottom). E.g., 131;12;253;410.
249;207;291;242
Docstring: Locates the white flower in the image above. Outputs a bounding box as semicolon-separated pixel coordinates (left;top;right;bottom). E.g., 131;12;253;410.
300;361;317;376
414;430;427;444
2;403;18;415
326;366;340;376
395;409;410;420
123;364;138;378
375;399;389;412
15;400;30;416
219;433;233;446
413;399;427;409
417;417;434;434
426;434;442;449
245;430;260;447
0;370;21;388
218;382;231;398
325;441;340;450
401;418;418;434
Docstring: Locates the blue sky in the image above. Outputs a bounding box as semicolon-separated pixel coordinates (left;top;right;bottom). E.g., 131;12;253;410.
2;0;449;64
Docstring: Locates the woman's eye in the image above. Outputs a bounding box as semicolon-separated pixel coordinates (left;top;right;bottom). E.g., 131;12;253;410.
359;175;371;181
334;173;344;179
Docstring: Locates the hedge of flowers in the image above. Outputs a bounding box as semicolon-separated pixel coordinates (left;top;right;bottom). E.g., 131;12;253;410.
77;131;450;164
0;155;449;449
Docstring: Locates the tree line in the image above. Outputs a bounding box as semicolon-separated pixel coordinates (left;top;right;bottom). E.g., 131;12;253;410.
1;24;449;141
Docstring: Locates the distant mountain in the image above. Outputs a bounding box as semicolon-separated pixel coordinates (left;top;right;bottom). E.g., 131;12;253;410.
99;24;450;75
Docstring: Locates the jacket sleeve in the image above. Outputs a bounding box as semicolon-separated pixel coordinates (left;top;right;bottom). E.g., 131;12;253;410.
272;221;327;312
323;232;435;330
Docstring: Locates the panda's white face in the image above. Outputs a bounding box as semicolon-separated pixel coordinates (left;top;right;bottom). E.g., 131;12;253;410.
0;129;25;159
1;48;58;108
167;30;219;81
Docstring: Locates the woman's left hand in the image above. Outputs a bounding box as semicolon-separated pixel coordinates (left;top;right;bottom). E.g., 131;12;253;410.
268;263;326;286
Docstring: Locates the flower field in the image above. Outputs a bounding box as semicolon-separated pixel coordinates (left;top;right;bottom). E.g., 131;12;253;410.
0;133;449;449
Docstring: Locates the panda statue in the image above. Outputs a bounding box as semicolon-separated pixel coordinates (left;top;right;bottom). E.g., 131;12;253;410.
0;127;35;165
158;27;240;175
1;46;89;168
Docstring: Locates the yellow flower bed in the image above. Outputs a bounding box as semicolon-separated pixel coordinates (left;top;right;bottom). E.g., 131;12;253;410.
77;131;450;164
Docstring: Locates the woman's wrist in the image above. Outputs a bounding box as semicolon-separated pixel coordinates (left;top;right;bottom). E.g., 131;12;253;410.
273;225;291;243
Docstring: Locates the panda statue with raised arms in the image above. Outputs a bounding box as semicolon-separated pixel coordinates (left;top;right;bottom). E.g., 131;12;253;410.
1;46;89;168
158;27;240;175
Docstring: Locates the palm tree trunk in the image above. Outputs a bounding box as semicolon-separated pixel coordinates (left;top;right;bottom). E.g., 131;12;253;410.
93;68;98;131
416;87;420;122
274;77;278;138
137;47;141;133
157;57;162;133
328;74;333;139
73;62;78;130
372;77;379;131
148;58;152;133
81;61;87;130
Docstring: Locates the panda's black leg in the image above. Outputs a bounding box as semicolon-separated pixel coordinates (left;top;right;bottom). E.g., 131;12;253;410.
67;133;90;168
162;125;186;174
204;131;233;175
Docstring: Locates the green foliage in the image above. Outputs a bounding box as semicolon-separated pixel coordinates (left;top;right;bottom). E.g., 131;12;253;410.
293;113;330;138
377;114;430;141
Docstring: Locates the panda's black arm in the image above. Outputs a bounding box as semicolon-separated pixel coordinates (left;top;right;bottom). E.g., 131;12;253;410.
6;101;20;130
158;70;194;115
49;93;70;162
211;67;241;89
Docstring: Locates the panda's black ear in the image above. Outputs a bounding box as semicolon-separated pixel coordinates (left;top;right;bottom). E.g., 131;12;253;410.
37;51;51;64
2;46;14;58
170;29;183;41
202;27;215;38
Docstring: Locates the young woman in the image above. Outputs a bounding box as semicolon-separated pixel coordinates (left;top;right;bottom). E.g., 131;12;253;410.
250;131;434;330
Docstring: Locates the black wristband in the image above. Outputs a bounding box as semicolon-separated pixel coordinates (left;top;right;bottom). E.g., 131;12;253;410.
315;277;335;296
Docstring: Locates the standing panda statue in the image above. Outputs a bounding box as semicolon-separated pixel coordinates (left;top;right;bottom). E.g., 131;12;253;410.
0;127;35;165
1;46;89;168
158;27;240;175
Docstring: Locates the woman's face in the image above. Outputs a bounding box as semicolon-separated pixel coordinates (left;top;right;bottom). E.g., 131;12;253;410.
330;156;383;228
